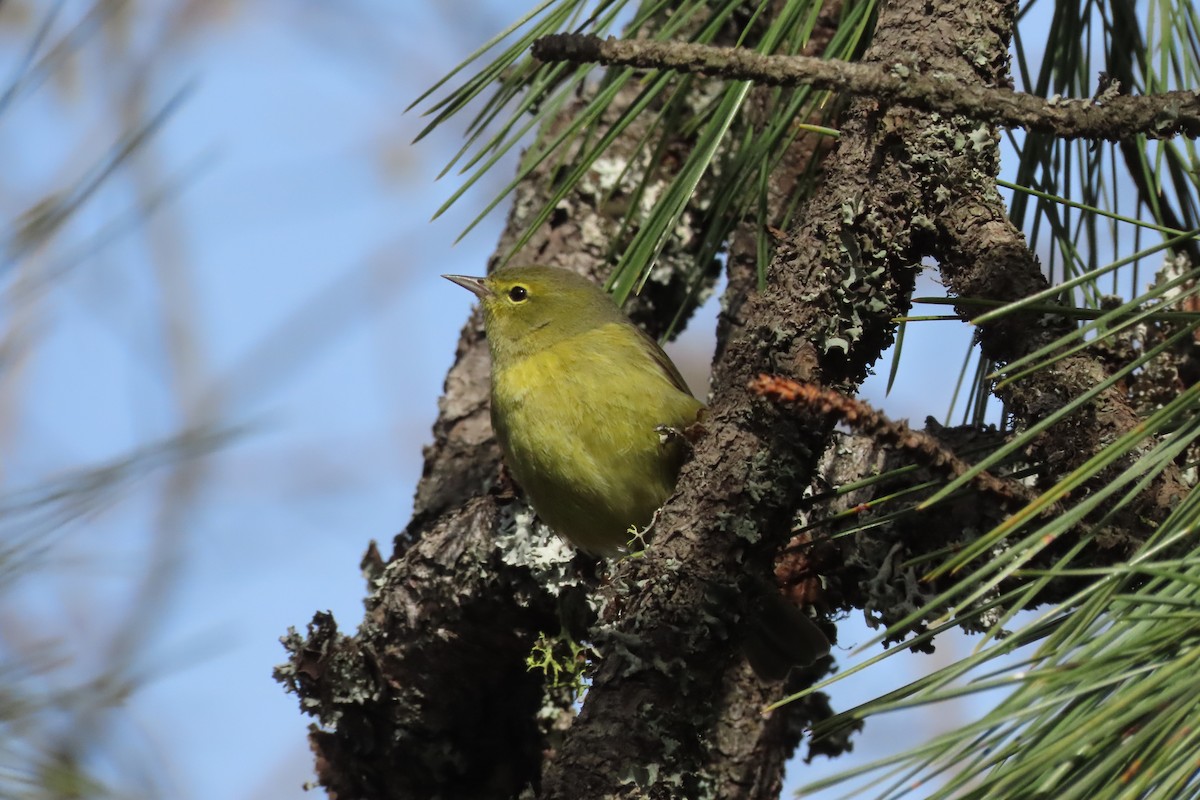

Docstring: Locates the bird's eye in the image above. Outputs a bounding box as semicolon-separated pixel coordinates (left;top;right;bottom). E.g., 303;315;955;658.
507;285;528;303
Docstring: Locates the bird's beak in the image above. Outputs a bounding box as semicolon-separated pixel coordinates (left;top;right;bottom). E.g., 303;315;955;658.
442;274;492;300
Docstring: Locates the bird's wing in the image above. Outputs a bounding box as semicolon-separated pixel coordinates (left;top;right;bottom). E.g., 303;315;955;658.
634;325;694;397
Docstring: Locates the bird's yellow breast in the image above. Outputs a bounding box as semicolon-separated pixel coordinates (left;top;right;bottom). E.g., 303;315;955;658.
490;323;702;556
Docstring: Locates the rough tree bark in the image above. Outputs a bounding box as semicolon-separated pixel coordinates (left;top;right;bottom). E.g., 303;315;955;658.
276;0;1191;797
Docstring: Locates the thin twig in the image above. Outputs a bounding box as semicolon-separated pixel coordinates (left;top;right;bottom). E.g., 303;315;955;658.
749;374;1037;507
532;34;1200;141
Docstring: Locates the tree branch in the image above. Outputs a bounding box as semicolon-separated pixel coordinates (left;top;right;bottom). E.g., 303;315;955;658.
540;0;1196;786
532;33;1200;141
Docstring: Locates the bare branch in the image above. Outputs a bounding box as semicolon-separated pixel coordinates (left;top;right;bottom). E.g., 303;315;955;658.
532;33;1200;141
750;374;1037;508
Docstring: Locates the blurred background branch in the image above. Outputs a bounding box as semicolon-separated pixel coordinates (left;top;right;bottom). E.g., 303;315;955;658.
1;1;517;797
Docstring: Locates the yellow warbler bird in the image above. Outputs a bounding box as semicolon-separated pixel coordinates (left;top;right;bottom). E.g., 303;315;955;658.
445;265;829;672
444;265;702;556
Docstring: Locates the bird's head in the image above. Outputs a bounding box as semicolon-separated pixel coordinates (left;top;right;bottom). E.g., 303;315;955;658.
443;265;624;365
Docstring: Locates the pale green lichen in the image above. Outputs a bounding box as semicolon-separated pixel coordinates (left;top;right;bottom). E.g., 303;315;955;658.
967;124;994;152
495;507;582;599
912;213;936;232
824;335;851;354
527;630;594;700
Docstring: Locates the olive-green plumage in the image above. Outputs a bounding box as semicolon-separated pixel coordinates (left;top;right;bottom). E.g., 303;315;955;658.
444;265;703;557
